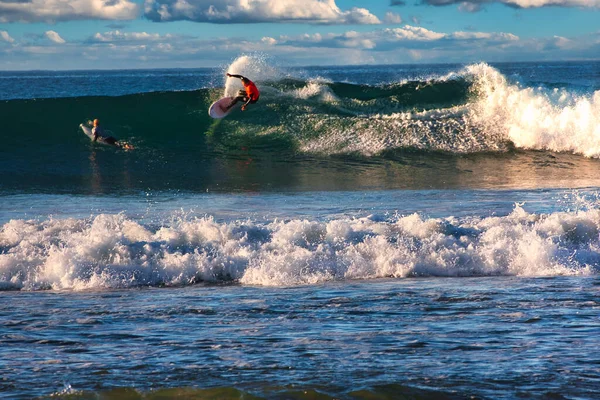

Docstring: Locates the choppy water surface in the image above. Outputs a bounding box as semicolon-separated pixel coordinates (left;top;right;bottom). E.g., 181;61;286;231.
2;277;599;399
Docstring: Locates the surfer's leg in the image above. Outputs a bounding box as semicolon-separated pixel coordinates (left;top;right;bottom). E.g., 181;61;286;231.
104;136;118;146
224;95;245;111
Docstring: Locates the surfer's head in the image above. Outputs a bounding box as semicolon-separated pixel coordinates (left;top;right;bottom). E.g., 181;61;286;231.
93;119;99;127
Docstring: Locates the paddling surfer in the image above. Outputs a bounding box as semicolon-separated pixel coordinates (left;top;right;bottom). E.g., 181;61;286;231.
90;119;133;150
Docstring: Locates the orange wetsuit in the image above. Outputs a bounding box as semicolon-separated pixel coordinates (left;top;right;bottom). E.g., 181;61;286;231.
243;79;260;102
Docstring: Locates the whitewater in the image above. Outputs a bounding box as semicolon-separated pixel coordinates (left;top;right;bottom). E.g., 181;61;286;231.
2;201;599;291
1;57;600;399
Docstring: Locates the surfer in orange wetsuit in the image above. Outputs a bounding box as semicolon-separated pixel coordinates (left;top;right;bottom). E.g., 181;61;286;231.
225;73;260;111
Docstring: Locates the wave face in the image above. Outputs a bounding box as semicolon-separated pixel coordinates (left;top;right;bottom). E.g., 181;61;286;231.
2;57;598;157
1;204;598;291
2;57;599;194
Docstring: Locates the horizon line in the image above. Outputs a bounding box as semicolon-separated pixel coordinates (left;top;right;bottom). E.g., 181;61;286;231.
1;58;599;73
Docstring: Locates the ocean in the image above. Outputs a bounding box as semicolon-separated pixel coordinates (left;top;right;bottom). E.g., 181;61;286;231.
1;56;599;399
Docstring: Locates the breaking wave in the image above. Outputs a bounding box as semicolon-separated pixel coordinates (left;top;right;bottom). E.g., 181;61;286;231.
2;56;599;159
1;204;599;291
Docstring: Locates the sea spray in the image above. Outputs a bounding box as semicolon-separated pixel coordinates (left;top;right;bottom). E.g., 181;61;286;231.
224;54;286;98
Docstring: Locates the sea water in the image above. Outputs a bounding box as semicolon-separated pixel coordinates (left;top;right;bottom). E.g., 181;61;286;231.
0;58;599;398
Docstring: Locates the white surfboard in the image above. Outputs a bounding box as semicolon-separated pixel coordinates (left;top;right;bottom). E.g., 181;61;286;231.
208;97;235;119
80;124;95;140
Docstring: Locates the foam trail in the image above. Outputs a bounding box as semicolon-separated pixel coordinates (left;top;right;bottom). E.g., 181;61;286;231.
1;205;598;291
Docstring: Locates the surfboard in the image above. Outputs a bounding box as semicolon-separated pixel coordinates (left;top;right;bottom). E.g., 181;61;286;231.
208;97;235;119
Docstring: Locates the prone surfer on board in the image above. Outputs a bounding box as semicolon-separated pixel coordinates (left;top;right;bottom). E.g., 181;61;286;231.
90;119;133;150
225;73;260;111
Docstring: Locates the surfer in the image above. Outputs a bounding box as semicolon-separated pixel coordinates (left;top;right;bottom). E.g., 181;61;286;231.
89;119;133;150
225;73;260;111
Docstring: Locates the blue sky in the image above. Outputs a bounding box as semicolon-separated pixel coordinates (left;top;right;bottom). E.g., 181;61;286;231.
0;0;598;70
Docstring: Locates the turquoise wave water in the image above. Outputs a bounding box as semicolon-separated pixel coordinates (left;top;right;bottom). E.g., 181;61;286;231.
0;77;471;147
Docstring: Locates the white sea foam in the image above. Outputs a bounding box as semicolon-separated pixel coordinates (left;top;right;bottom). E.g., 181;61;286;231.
291;81;339;103
297;105;490;155
1;205;598;291
465;63;600;157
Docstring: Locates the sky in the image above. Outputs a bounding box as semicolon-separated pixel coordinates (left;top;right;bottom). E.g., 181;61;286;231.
0;0;598;70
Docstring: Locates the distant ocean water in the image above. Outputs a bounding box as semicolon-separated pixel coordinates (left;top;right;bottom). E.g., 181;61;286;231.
1;57;600;399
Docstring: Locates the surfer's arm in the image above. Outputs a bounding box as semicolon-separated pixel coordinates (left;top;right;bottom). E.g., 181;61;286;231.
226;73;246;80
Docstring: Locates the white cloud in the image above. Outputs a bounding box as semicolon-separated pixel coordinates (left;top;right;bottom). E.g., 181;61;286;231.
1;26;598;70
0;30;14;44
272;31;372;49
450;31;519;41
45;30;66;44
423;0;600;9
261;37;278;46
263;26;519;53
144;0;381;24
91;30;174;42
0;0;139;23
381;26;446;41
384;11;402;24
552;36;572;49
